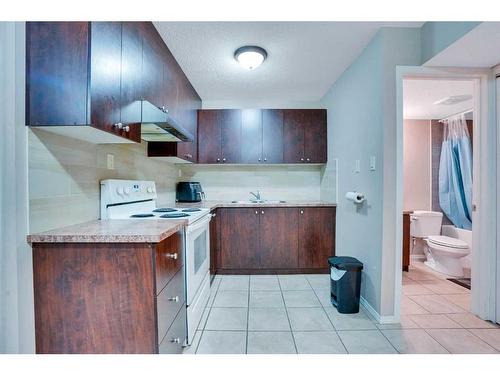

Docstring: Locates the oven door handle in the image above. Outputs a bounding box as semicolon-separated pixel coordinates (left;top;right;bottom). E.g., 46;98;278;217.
186;214;211;234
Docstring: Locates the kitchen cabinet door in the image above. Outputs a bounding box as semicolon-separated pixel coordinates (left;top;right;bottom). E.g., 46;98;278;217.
141;23;164;108
220;109;242;163
304;109;327;163
26;22;90;126
259;208;298;269
241;109;263;163
262;109;284;163
219;208;260;270
120;22;143;125
90;22;122;133
198;110;221;164
161;49;179;118
283;109;306;163
176;76;201;162
298;207;335;270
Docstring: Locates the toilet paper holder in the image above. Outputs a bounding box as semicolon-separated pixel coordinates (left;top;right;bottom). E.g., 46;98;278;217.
345;191;366;204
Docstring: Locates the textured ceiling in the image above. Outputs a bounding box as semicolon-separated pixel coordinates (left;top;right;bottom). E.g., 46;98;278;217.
154;22;422;104
403;79;474;120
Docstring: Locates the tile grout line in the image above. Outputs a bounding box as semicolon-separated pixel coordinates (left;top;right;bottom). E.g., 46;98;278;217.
278;275;299;354
245;275;250;354
306;275;350;354
194;275;221;354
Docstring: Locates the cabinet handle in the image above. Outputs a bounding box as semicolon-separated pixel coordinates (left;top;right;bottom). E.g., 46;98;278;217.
255;210;258;214
306;158;310;162
264;157;267;162
114;122;123;129
160;106;169;114
258;158;261;162
216;158;221;163
212;213;216;217
222;158;227;163
165;253;178;260
300;158;304;162
261;210;264;215
184;154;192;159
123;125;130;132
300;210;304;214
170;337;180;344
168;296;179;302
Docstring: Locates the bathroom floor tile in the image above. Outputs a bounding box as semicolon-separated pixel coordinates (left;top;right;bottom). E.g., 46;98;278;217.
218;275;249;291
406;269;440;281
287;307;334;331
469;329;500;351
283;290;321;307
249;291;284;308
380;329;448;354
313;288;334;307
441;294;471;311
305;274;331;290
447;313;499;329
419;280;470;294
407;314;461;329
324;307;377;330
247;331;297;354
196;331;247;354
337;330;397;354
409;294;465;314
278;275;312;291
426;329;497;353
293;331;347;354
250;275;280;291
212;290;249;308
402;283;434;296
248;308;291;331
204;307;248;331
400;296;429;315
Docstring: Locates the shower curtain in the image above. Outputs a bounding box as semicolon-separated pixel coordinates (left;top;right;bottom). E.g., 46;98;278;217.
438;114;473;230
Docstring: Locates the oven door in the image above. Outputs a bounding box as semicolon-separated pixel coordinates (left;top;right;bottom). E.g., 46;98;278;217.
185;214;211;305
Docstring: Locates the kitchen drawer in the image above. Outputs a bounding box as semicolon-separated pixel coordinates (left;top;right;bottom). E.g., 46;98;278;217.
155;230;183;294
158;306;187;354
156;266;185;341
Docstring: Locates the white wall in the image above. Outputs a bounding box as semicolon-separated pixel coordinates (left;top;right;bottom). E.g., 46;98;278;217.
321;27;421;318
403;119;431;211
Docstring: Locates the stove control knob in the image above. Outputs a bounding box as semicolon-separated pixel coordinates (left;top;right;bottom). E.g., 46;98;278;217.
147;186;153;193
116;187;124;195
124;187;131;195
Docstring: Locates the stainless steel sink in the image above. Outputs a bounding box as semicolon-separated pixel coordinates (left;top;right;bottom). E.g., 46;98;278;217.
230;200;286;204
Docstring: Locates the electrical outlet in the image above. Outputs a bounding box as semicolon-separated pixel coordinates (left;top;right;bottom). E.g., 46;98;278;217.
178;169;182;178
106;154;114;170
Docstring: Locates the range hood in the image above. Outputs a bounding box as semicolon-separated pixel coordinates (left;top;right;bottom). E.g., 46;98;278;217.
140;100;194;142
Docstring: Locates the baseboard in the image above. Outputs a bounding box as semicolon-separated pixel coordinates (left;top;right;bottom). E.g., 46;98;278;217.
360;296;399;324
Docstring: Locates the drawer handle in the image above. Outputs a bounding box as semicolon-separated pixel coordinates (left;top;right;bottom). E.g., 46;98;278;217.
168;296;179;302
170;337;180;344
261;210;264;215
165;253;178;260
300;210;304;214
255;210;258;214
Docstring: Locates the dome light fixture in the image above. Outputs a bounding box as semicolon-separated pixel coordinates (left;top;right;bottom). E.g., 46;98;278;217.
234;46;267;70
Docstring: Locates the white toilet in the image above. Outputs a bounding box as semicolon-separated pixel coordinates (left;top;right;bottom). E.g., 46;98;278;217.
410;210;470;277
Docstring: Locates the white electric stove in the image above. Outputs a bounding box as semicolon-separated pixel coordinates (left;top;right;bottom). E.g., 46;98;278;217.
100;179;211;346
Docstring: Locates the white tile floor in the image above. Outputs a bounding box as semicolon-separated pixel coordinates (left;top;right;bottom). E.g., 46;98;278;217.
184;263;500;354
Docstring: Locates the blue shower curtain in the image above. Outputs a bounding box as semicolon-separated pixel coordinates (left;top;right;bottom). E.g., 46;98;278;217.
438;115;473;230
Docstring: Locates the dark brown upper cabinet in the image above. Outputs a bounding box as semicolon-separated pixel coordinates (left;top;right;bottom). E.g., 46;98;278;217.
198;108;325;164
198;109;242;164
284;109;327;163
26;22;90;126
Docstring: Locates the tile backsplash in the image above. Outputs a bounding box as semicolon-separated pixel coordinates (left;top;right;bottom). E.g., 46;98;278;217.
28;128;178;233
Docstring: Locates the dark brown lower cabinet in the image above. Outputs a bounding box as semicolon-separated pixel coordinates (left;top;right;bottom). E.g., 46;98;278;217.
31;231;186;354
216;206;335;274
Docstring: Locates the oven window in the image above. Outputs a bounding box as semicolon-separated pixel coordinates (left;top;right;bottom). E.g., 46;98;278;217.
194;230;207;273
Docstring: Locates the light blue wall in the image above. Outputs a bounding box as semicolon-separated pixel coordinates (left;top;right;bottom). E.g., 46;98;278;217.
321;28;421;316
421;22;480;64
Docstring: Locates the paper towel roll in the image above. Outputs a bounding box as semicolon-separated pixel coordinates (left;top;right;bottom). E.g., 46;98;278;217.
345;191;365;204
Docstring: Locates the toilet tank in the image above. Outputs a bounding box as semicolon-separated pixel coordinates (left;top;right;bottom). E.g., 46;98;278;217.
410;210;443;238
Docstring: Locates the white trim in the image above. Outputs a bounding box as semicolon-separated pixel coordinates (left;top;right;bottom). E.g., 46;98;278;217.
360;296;398;324
396;66;497;323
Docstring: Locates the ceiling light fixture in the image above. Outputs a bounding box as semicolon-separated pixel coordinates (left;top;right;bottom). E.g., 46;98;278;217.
234;46;267;70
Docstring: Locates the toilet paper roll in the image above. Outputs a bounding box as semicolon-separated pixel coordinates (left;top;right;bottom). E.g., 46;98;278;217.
345;191;365;204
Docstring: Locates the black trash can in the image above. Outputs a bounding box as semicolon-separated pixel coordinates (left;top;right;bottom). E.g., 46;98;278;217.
328;256;363;313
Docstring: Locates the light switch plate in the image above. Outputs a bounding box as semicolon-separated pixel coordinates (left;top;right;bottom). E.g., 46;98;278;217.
106;154;114;170
369;156;376;171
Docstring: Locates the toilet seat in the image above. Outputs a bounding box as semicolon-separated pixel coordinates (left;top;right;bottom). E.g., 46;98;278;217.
427;235;468;249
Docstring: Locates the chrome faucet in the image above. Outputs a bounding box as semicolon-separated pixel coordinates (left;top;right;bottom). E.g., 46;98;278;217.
250;190;261;201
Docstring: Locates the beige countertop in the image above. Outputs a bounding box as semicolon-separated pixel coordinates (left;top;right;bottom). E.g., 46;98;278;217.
175;200;337;210
27;219;186;244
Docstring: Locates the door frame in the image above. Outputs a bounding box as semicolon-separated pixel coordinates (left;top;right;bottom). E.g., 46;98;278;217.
395;66;497;322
